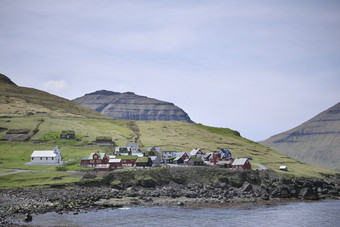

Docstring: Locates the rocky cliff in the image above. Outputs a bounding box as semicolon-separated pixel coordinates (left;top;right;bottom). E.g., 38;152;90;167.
260;102;340;172
73;90;194;123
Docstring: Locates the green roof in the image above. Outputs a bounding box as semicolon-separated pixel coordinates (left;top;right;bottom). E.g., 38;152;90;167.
192;156;203;162
115;155;138;160
135;157;149;163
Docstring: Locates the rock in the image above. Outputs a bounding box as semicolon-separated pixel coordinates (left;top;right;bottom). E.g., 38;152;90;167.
24;213;32;222
300;188;319;200
177;201;184;206
241;182;252;192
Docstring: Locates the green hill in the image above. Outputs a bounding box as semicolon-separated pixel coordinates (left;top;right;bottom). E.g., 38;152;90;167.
0;74;108;119
0;74;337;188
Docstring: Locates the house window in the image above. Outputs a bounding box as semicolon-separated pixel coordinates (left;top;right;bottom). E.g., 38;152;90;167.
40;157;42;160
52;157;54;160
46;157;48;160
32;157;34;160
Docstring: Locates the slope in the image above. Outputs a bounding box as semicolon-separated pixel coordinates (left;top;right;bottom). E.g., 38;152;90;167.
0;74;107;119
73;90;194;123
260;102;340;172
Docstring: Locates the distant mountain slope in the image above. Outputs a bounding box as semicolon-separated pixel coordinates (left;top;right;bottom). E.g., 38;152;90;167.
0;74;107;119
260;102;340;172
73;90;194;123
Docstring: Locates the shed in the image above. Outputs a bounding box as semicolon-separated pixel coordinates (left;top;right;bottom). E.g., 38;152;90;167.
279;166;288;171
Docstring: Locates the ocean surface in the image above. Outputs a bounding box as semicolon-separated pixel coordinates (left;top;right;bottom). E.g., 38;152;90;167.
15;200;340;227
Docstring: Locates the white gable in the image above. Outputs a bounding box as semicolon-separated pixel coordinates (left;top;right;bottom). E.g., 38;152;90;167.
232;158;248;166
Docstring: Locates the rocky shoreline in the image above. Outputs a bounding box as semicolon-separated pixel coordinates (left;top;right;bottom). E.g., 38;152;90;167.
1;169;339;226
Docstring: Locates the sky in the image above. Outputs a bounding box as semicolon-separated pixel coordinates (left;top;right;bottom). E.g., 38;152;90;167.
1;0;340;141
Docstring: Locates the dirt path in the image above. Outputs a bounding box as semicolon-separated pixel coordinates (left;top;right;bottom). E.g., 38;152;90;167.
0;168;42;176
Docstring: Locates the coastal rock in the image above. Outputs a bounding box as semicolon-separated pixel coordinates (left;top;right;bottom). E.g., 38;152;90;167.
300;188;319;200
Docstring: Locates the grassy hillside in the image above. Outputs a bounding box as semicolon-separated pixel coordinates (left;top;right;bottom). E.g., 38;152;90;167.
0;75;337;188
0;77;108;119
0;115;336;180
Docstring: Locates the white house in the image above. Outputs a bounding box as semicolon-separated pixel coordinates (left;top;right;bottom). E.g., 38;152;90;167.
30;146;62;165
127;143;139;153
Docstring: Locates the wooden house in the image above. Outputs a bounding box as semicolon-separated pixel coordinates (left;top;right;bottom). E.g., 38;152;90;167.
174;152;189;165
60;130;75;139
232;158;251;170
94;136;114;146
146;146;161;157
150;156;160;165
30;146;62;165
115;147;131;155
190;148;205;157
185;156;204;166
108;159;123;168
115;155;138;166
209;148;234;167
135;157;153;167
127;143;139;153
162;151;177;162
80;152;108;167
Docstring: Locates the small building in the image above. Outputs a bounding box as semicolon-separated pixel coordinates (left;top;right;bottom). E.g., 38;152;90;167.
174;152;190;165
108;159;123;169
135;157;153;167
209;148;234;166
190;148;205;157
162;151;177;161
166;156;176;164
80;152;108;167
29;146;62;165
279;166;288;171
150;156;160;165
146;146;161;157
94;136;114;146
185;156;204;166
60;130;75;139
127;143;139;153
115;147;131;155
232;158;251;170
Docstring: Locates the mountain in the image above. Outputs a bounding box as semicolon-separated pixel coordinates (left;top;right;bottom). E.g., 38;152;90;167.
73;90;194;123
260;102;340;172
0;74;106;119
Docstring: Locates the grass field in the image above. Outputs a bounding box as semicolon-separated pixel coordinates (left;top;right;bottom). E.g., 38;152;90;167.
0;115;336;183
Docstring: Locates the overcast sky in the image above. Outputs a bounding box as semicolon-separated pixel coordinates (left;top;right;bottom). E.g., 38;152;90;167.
1;0;339;141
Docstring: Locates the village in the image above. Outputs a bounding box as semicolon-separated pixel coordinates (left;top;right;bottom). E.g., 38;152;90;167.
26;132;253;171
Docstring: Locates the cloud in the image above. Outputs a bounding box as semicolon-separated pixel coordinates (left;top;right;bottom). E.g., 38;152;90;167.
41;79;69;93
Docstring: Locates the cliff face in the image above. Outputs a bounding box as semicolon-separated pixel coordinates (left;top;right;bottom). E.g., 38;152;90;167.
260;102;340;172
73;90;194;123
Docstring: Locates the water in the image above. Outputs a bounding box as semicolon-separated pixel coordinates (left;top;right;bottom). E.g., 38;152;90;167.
15;200;340;227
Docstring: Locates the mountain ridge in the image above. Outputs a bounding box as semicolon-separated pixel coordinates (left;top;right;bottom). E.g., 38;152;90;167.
74;90;194;123
260;102;340;172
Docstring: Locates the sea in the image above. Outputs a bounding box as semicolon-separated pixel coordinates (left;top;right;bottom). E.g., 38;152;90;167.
13;200;340;227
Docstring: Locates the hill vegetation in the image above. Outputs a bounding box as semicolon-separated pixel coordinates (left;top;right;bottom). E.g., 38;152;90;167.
0;74;337;188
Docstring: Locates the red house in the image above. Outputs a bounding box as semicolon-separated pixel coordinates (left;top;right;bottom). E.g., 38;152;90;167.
232;158;251;170
115;155;138;166
108;158;123;168
80;152;108;167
